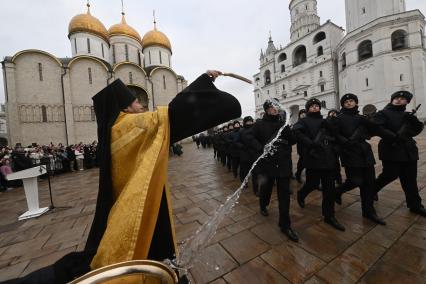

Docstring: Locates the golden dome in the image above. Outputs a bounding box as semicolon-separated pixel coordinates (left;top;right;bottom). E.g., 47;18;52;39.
142;22;172;52
68;4;109;42
109;13;142;45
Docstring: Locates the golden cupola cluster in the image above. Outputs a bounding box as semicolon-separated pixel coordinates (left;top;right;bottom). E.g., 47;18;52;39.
68;2;172;52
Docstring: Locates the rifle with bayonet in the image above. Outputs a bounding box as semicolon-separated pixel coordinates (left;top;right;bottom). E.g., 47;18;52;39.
392;104;422;146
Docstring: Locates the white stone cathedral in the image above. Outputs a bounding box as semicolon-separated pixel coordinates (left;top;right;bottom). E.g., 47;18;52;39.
254;0;426;123
1;2;187;146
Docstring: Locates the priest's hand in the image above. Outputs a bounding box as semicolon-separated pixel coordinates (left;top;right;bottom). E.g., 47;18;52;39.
206;70;222;81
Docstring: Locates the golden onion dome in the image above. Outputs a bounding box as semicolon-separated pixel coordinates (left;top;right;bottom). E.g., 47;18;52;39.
142;22;172;52
68;3;109;42
109;13;143;45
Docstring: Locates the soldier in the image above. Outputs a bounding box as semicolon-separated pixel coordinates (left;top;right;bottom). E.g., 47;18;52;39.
236;116;259;195
229;120;242;178
334;94;386;225
247;99;299;242
373;91;426;217
293;98;345;231
295;109;306;183
224;123;234;172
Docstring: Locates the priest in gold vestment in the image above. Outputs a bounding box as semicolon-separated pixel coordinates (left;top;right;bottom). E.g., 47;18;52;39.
4;71;241;284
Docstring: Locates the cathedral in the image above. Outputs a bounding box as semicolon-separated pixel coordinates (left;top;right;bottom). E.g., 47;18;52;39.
254;0;426;123
1;2;187;146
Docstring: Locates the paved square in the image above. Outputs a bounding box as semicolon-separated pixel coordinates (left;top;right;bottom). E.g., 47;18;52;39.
0;134;425;283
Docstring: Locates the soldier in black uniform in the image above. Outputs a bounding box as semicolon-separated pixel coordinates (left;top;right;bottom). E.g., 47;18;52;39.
293;98;345;231
373;91;426;217
248;100;299;242
247;100;298;242
295;109;307;183
229;120;242;178
224;123;234;171
333;94;386;225
217;126;228;166
236;116;259;195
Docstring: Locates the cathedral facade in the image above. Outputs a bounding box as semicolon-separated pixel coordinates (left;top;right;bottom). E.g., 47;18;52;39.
254;0;426;122
1;3;187;146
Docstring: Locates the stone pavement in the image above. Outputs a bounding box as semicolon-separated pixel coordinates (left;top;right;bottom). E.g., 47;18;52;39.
0;133;426;283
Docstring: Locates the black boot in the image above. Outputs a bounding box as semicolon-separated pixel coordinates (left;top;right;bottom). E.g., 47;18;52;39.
324;217;346;231
260;208;269;216
297;191;305;208
281;227;299;242
363;213;386;225
410;206;426;217
373;193;379;201
335;191;342;205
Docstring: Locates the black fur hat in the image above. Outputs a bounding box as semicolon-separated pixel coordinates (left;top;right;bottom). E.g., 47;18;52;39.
305;98;321;110
243;116;254;125
391;91;413;103
340;93;358;107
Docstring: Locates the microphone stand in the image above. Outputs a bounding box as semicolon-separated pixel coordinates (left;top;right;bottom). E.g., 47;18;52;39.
39;160;71;211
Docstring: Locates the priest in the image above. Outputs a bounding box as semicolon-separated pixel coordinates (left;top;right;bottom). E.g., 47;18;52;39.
4;70;241;283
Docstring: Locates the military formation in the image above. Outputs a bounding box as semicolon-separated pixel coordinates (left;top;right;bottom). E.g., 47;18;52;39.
202;91;426;243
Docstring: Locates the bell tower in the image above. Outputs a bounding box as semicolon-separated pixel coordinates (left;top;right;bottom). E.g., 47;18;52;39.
345;0;406;33
289;0;320;42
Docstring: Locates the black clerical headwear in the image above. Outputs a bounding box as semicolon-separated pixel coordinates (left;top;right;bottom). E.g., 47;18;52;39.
92;79;136;127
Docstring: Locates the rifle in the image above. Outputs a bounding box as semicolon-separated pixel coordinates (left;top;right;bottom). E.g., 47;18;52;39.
392;104;422;146
308;128;328;159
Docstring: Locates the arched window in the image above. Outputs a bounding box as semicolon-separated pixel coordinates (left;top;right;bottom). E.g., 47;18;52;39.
391;30;408;51
341;52;347;69
317;46;323;56
313;32;326;44
278;53;287;62
281;64;285;73
293;45;307;66
358;40;373;61
264;70;271;85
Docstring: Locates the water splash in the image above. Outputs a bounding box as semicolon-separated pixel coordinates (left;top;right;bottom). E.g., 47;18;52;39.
168;89;290;276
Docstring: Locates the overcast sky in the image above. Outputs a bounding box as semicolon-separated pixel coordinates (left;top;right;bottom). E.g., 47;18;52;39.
1;0;426;117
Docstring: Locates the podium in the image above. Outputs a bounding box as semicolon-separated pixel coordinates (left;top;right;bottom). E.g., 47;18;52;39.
7;166;50;220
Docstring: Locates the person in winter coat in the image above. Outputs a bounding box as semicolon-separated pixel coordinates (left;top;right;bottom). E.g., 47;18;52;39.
373;91;426;217
333;94;386;225
247;99;299;242
293;98;345;231
236;116;259;195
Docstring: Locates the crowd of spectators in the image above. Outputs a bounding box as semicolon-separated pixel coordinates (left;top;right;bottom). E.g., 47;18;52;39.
0;142;98;191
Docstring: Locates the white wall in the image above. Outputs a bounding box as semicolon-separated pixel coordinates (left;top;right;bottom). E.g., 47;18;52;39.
109;36;143;66
143;46;172;68
70;33;110;62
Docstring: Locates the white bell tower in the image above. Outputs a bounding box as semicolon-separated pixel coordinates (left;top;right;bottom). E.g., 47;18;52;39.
345;0;406;33
289;0;320;41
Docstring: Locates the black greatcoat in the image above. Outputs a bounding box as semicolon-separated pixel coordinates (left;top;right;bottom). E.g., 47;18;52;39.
292;112;337;169
332;108;376;168
237;125;259;165
228;129;241;158
4;74;241;284
246;114;295;178
373;104;424;162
